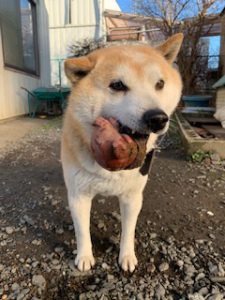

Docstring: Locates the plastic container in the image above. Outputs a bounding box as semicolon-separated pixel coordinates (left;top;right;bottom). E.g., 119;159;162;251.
182;95;212;107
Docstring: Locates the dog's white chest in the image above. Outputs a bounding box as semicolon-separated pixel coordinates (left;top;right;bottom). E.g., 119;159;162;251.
71;167;147;197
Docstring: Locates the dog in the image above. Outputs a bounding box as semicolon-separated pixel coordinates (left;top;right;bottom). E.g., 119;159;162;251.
61;33;183;272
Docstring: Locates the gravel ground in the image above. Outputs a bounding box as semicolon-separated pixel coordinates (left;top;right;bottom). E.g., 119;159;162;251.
0;119;225;300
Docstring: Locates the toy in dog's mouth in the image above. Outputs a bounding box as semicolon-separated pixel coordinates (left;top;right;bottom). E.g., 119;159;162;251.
91;117;149;171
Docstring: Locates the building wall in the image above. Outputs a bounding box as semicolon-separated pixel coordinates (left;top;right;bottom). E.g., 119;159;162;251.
220;13;225;75
0;1;51;120
45;0;121;85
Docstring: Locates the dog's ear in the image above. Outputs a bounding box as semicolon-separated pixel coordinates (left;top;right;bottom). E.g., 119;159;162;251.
156;33;183;64
64;56;94;84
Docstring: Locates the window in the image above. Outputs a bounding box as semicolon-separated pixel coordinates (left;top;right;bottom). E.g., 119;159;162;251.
0;0;39;75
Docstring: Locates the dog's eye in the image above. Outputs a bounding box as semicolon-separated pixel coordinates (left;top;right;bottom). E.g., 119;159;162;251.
109;80;128;92
155;79;165;90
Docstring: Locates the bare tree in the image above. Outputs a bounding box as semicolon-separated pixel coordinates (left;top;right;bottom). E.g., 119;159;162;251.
133;0;223;94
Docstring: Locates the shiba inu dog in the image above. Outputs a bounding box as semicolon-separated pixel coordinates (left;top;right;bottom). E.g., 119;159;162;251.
61;33;183;272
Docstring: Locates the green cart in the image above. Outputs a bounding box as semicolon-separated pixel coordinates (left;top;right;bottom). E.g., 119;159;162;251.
21;86;70;117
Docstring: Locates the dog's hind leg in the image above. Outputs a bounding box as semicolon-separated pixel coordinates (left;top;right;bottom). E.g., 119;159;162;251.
68;193;95;271
118;192;143;272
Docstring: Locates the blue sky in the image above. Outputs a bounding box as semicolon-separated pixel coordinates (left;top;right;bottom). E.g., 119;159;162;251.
116;0;132;12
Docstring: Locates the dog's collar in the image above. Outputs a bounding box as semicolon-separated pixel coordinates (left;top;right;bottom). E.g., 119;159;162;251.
139;149;155;176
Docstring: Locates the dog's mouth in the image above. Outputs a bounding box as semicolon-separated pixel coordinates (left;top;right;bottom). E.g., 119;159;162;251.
118;122;150;169
91;117;149;171
118;122;149;142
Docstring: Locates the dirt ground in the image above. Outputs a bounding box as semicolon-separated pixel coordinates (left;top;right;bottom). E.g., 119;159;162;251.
0;118;225;300
0;117;50;151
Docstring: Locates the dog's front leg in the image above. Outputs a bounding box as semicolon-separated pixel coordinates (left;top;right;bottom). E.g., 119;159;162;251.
119;192;143;272
69;194;95;271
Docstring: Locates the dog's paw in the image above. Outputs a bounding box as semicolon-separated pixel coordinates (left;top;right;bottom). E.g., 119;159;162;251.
75;255;95;271
119;254;138;272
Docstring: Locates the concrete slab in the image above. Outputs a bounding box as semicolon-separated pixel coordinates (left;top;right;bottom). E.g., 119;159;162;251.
0;117;50;150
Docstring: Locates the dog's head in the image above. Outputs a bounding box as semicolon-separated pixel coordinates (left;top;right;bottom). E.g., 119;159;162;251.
65;34;183;137
64;34;183;170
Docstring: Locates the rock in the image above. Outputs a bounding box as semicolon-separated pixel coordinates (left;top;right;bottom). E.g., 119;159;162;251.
188;293;205;300
98;221;105;229
208;294;224;300
32;275;46;291
147;262;156;273
176;260;184;268
155;284;165;299
98;198;105;204
207;211;214;216
107;274;114;282
195;273;205;281
56;228;64;235
5;227;14;234
102;263;110;270
149;233;157;239
11;283;20;291
158;262;169;272
16;289;30;300
0;264;4;271
198;287;209;296
23;215;35;226
51;259;60;265
31;240;42;246
185;265;196;276
210;276;225;283
209;234;216;240
111;211;121;221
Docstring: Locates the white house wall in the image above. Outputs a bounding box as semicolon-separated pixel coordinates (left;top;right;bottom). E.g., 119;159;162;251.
0;1;50;120
45;0;120;85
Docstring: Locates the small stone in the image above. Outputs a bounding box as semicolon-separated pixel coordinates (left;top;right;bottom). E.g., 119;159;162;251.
111;211;121;221
210;276;225;283
107;274;114;282
16;289;30;300
147;262;156;273
198;287;209;296
185;265;196;276
149;233;157;239
155;284;165;298
188;293;205;300
98;221;105;229
32;275;46;290
102;263;110;270
98;198;105;204
56;228;64;235
11;283;20;291
195;273;205;281
0;264;4;271
207;211;214;216
209;233;216;240
208;294;224;300
176;260;184;268
51;259;60;265
158;262;169;272
31;240;42;246
5;227;14;234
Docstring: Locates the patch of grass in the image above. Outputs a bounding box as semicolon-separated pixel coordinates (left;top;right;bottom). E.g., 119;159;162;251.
41;116;63;130
191;150;211;163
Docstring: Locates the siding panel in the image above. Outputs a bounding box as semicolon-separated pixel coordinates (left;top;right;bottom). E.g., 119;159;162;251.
0;0;51;120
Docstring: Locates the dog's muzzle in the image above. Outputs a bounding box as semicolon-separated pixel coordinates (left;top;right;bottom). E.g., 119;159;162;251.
142;109;169;133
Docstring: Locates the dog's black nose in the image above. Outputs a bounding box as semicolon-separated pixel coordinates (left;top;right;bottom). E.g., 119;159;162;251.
142;109;169;133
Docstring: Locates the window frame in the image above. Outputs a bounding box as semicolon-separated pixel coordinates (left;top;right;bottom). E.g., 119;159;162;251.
1;0;40;76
